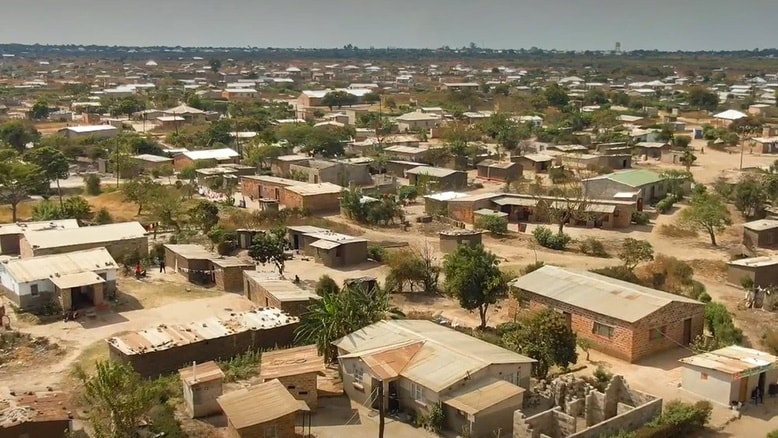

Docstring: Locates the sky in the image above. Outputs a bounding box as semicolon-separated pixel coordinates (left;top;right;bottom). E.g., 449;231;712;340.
1;0;777;51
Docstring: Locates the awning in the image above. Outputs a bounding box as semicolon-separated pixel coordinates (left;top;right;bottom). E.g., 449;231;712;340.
50;272;105;290
443;378;524;416
492;197;537;207
309;239;341;250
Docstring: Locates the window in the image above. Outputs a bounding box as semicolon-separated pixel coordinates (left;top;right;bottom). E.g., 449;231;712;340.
410;382;424;402
592;322;614;339
649;326;667;341
30;284;39;297
700;373;708;380
504;372;519;385
263;424;278;438
353;366;364;383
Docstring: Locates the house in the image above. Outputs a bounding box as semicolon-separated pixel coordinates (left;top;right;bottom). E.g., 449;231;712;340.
384;145;430;163
243;271;320;316
155;115;185;130
19;221;147;261
240;175;305;201
582;169;667;206
509;265;704;362
726;256;778;288
0;219;79;256
750;137;778;154
557;153;632;171
222;88;258;100
288;159;373;186
634;142;670;159
0;248;117;312
132;154;173;173
0;389;72;438
442;82;480;91
476;160;523;182
286;226;368;268
406;166;468;191
179;361;225;419
513;153;553;173
57;124;119;140
218;379;302;438
334;320;535;438
163;104;207;123
108;308;299;378
439;230;483;253
680;346;778;407
173;148;240;171
260;345;326;410
271;155;310;176
164;244;253;292
395;111;442;132
743;219;778;249
283;183;343;213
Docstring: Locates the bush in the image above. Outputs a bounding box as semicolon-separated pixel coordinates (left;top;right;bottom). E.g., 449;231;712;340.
315;275;340;297
367;244;386;262
697;291;712;303
631;210;650;225
476;215;509;235
580;237;608;257
84;174;102;196
92;207;113;225
533;226;571;250
591;265;644;286
216;240;236;256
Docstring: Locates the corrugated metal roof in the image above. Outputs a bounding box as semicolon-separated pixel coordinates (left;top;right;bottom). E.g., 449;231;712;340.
443;377;524;415
341;341;425;380
595;169;665;188
244;272;320;302
107;308;298;356
406;166;460;178
310;239;341;250
493;197;537;207
680;346;778;375
178;361;225;385
728;256;778;268
181;148;239;161
50;271;105;289
23;222;146;250
3;248;116;283
0;219;79;236
284;182;343;196
333;320;534;392
0;389;70;427
510;265;701;323
744;219;778;232
260;345;325;380
241;175;305;186
217;379;301;429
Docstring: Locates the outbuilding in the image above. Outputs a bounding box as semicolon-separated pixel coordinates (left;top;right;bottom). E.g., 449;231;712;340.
217;379;303;438
243;271;320;316
173;148;240;171
439;230;483;253
406;166;468;191
680;346;778;406
19;221;147;261
727;256;778;288
743;219;778;249
260;345;325;410
179;361;225;418
476;160;522;182
164;244;254;292
0;220;79;256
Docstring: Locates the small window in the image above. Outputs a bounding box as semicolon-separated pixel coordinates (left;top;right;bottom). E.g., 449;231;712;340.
287;385;296;390
593;322;614;339
353;366;364;383
700;373;708;380
298;391;309;395
263;424;278;438
649;326;667;341
410;382;424;402
30;284;39;296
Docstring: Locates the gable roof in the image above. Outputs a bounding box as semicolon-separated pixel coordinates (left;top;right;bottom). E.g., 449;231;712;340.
2;248;117;283
334;320;534;392
587;169;665;187
217;379;301;429
714;109;747;121
510;265;701;323
164;104;205;115
680;345;778;375
406;166;461;178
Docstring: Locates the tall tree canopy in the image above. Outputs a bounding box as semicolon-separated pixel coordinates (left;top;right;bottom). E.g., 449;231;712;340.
443;244;506;329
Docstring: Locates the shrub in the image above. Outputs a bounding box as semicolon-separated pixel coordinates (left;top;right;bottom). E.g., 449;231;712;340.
533;226;571;250
591;265;644;286
476;215;509;235
367;244;386;262
697;291;712;303
315;275;340;297
655;198;674;214
84;174;102;196
580;237;608;257
762;329;778;356
92;207;113;225
631;211;650;225
521;261;545;274
658;400;712;435
216;240;236;256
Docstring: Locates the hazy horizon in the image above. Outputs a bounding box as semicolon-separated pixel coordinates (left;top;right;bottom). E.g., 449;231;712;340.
2;0;777;51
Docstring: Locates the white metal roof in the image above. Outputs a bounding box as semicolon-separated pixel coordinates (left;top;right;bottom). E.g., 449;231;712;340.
680;345;778;375
23;222;146;250
62;125;118;134
133;154;172;163
0;219;79;236
728;256;778;268
714;109;748;121
2;248;116;283
181;148;239;161
744;219;778;231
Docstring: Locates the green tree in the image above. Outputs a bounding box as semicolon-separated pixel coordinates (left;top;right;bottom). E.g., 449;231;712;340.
0;121;39;152
84;174;102;195
544;83;570;108
0;159;45;222
502;308;578;378
443;244;506;329
122;176;162;215
687;87;720;111
245;143;283;169
74;361;163;438
209;58;222;73
475;215;509;235
149;188;186;233
618;238;654;270
673;135;692;148
385;244;440;294
295;283;402;361
303;126;352;157
189;200;220;233
30;100;51;120
178;165;197;183
398;185;419;203
61;196;93;221
315;274;340;296
93;207;113;224
249;232;287;275
679;150;697;171
732;175;766;218
321;90;358;110
678;188;732;246
24;146;69;208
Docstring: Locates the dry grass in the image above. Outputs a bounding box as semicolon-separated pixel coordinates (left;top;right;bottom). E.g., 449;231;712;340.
0;201;38;222
84;190;140;222
72;340;110;376
657;223;698;238
115;276;224;310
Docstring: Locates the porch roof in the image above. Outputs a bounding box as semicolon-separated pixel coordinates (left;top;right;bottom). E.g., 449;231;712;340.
51;271;105;290
443;378;524;415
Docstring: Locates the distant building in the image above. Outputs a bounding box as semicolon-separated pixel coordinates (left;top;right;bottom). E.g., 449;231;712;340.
582;169;667;206
0;220;79;256
727;256;778;288
743;219;778;249
406;166;468;191
164;244;254;292
173;148;240;171
243;271;320;316
286;226;368;268
57;125;119;140
476;160;523;182
19;222;147;261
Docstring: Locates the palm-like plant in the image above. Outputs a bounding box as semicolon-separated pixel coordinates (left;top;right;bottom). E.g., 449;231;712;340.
295;283;403;362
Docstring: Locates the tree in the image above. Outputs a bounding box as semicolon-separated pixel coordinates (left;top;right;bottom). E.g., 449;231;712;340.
74;360;163;438
189;200;220;233
93;207;113;224
315;275;340;296
295;282;401;362
687;87;720;111
673;135;692;148
209;58;222;73
84;174;102;195
30;100;50;120
149;188;186;233
0;121;39;152
303;126;352;157
24;146;69;208
618;238;654;270
249;231;287;275
443;244;506;329
398;185;419;203
475;215;509;235
106;96;145;118
678;188;732;246
732;175;767;218
0;159;45;222
679;150;697;171
122;176;162;215
503;309;578;378
321;90;357;110
385;243;440;294
544;83;570;108
61;196;93;221
245;143;283;169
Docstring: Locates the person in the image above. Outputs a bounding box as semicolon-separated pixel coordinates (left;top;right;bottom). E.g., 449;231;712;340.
159;259;166;273
135;263;142;279
294;275;301;284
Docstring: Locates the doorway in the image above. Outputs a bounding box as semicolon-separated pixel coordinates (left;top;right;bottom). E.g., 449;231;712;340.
682;318;692;345
759;371;766;399
292;234;300;250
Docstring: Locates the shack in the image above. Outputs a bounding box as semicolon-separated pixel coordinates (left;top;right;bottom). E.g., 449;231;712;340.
727;256;778;288
439;230;484;253
260;345;326;410
164;244;254;292
217;379;303;438
243;271;320;316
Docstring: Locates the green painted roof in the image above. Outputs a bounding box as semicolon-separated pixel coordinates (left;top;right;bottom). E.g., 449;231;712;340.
605;169;664;187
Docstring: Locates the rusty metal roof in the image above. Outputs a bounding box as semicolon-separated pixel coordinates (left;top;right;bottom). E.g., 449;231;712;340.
260;345;325;380
443;377;524;415
0;389;70;428
243;273;320;303
107;308;298;356
217;379;301;429
680;346;778;375
178;361;225;386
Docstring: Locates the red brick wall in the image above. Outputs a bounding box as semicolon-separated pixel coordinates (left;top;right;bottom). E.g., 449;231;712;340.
241;178;293;200
174;155;194;171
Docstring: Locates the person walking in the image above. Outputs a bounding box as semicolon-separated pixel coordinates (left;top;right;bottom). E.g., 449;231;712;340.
159;259;166;273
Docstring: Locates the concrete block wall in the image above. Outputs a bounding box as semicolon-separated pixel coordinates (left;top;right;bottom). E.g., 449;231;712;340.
272;372;319;410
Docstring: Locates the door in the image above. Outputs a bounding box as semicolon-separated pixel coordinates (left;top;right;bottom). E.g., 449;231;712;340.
739;378;749;402
293;234;300;250
759;372;766;398
682;318;692;345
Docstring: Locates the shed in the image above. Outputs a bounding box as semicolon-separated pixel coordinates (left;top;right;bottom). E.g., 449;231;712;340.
512;153;553;173
179;361;225;418
476;160;523;182
243;271;320;316
406;166;468;191
443;377;524;438
260;345;326;409
727;256;778;288
743;219;778;249
217;379;303;438
680;346;778;406
439;230;484;253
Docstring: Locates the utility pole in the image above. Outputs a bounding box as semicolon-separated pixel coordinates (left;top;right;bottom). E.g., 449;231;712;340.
378;381;385;438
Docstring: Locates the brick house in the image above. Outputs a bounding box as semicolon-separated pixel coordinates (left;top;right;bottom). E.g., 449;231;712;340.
282;182;343;213
509;266;704;362
286;226;368;268
476;160;523;182
406;166;468;192
19;221;147;261
217;379;302;438
164;244;254;292
240;175;304;201
172;148;239;171
260;345;325;410
243;271;320;316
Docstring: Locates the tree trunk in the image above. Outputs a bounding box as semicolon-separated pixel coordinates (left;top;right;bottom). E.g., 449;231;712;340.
709;229;717;246
56;179;63;209
479;304;488;329
10;203;17;222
